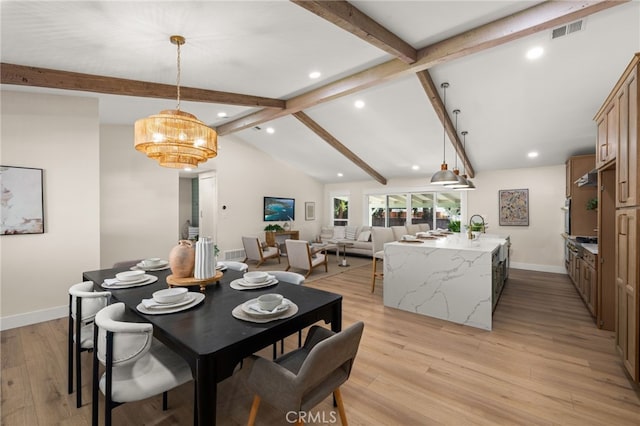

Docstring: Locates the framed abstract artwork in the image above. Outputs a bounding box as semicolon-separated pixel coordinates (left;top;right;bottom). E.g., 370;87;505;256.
498;189;529;226
0;166;45;235
305;202;316;221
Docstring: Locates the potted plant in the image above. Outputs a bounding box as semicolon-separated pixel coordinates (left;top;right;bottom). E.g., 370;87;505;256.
586;198;598;210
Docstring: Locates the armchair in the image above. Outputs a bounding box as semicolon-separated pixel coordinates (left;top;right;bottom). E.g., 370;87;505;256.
242;236;281;267
246;321;365;426
285;239;327;278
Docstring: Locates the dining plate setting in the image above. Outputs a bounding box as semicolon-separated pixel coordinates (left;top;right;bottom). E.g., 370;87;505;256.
230;274;278;290
101;274;159;289
136;292;205;315
132;259;170;271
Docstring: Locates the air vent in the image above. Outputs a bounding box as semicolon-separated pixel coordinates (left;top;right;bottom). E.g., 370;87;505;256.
551;19;584;39
253;126;262;131
223;249;245;261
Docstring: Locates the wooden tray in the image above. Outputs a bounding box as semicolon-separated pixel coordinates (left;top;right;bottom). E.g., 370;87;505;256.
167;270;223;292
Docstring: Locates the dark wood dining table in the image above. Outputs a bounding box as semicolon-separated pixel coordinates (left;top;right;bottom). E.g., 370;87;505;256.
83;266;342;425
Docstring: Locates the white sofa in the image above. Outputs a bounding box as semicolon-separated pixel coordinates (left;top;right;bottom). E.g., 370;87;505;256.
319;223;431;257
320;225;373;257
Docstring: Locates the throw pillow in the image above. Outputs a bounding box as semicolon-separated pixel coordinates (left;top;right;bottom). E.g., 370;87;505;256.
261;241;268;250
357;230;371;242
345;225;358;240
333;226;346;239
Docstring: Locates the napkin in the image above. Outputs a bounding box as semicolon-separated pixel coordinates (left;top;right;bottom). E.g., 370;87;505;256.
248;301;287;314
103;278;131;287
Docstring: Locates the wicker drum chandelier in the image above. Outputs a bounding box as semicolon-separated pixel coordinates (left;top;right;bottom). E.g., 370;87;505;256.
134;35;217;169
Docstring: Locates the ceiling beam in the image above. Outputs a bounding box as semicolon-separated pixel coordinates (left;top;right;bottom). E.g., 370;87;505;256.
415;70;475;178
292;111;387;185
290;0;417;64
217;0;625;135
0;63;286;109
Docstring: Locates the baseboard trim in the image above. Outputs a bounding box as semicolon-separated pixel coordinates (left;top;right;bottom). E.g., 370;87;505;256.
1;305;67;331
510;262;566;274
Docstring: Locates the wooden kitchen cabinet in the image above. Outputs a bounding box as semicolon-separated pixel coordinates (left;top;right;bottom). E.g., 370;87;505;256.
581;250;597;316
615;208;639;382
595;101;618;169
616;58;639;208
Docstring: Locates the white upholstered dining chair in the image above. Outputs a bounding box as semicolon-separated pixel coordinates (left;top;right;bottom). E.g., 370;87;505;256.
246;321;365;426
92;303;193;426
371;227;395;293
242;236;281;267
68;281;111;408
285;239;327;278
218;260;249;272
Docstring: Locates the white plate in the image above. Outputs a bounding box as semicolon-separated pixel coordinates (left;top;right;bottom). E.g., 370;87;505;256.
241;298;291;318
236;275;276;288
230;279;278;291
134;262;170;272
137;292;205;315
101;275;158;289
144;293;196;309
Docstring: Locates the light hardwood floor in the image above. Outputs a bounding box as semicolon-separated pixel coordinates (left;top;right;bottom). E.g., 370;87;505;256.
2;265;640;425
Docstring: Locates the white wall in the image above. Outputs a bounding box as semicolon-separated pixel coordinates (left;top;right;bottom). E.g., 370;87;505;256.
99;125;180;268
1;91;101;327
200;134;325;255
325;164;566;273
467;165;566;273
178;177;193;237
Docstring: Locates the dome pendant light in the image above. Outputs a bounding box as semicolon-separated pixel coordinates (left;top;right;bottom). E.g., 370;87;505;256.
457;131;476;191
430;82;458;185
445;109;470;189
134;35;218;169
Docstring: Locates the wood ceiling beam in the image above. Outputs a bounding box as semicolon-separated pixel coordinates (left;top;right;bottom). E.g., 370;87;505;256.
416;70;475;178
290;0;417;64
0;63;286;109
217;1;625;136
292;111;387;185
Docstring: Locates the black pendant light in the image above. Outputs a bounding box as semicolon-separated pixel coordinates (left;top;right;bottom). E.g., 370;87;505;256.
430;82;458;185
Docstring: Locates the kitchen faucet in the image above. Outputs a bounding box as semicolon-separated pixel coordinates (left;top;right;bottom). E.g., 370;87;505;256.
469;214;486;233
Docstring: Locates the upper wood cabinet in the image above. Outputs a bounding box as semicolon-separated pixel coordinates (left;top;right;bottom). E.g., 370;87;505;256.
595;101;618;169
616;59;639;207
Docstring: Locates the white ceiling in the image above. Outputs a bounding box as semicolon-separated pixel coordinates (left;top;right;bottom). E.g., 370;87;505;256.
2;1;639;183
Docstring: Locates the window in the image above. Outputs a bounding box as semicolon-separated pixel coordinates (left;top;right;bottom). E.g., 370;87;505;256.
333;196;349;226
367;191;461;231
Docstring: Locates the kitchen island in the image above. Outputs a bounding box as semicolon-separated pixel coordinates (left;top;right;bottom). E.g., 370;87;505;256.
383;234;509;331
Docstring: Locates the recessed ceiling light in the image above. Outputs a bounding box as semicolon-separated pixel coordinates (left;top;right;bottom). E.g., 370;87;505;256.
528;151;539;158
337;172;344;177
217;112;227;118
412;165;420;171
526;46;544;60
354;100;365;109
309;71;321;79
184;167;192;172
266;127;275;134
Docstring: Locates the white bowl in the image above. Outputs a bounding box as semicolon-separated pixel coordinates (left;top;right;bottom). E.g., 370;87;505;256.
153;288;188;304
244;271;269;284
257;293;283;311
142;257;163;267
115;270;145;282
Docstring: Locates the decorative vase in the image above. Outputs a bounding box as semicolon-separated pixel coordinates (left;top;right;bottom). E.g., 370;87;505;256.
169;240;195;278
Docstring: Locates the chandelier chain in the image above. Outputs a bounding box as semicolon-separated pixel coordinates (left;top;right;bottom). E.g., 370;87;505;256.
176;40;181;110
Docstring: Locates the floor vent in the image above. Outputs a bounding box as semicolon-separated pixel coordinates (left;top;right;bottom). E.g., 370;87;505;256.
552;20;584;39
223;249;245;261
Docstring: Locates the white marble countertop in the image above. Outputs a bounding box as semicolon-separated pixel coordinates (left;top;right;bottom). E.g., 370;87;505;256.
388;235;503;253
582;243;598;255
